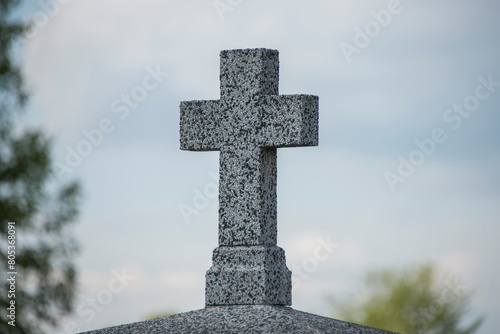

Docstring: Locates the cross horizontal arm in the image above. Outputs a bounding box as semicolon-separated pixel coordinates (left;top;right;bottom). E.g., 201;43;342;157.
258;94;319;148
180;100;220;151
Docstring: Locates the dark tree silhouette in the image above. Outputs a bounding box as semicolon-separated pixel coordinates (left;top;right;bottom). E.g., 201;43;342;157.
1;1;82;333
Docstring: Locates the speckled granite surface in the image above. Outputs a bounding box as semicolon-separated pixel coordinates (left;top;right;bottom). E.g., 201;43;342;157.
80;305;397;334
205;246;291;306
180;49;318;248
180;48;318;305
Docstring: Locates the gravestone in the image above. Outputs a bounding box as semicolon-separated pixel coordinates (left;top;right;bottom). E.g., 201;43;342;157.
180;48;318;306
81;48;398;334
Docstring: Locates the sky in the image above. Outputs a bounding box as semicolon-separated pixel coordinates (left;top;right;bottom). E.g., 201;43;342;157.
12;0;500;332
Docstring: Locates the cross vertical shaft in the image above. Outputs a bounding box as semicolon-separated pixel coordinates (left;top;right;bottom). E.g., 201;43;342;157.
180;48;318;305
218;146;277;246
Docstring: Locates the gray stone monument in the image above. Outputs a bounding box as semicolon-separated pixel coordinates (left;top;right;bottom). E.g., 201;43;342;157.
180;48;317;306
81;48;398;334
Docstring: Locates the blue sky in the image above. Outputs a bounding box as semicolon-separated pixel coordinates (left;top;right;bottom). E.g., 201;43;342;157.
14;0;499;332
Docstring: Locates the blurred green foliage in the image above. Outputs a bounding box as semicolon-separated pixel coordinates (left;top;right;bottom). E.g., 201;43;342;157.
141;310;178;321
327;263;483;334
1;1;82;333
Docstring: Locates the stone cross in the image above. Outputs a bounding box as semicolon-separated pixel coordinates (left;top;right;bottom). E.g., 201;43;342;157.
180;48;318;306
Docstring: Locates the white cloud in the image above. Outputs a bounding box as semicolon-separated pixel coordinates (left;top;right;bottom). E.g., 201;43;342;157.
436;250;481;280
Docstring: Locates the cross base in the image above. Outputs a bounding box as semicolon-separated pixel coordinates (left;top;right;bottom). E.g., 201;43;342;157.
205;246;292;306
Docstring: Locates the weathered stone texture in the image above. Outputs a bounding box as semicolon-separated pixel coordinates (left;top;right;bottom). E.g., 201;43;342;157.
180;48;318;305
81;305;398;334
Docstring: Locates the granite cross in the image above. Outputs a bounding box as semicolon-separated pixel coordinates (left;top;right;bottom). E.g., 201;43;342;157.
180;48;318;306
